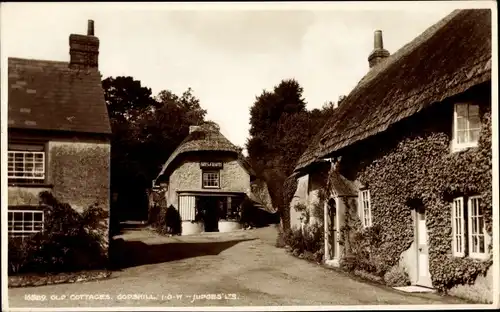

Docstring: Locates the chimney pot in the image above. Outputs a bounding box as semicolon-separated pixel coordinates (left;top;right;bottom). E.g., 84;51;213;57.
374;30;383;49
87;20;95;36
368;29;390;69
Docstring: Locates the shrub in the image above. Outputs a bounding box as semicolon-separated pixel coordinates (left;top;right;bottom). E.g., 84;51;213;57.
283;222;324;263
384;265;411;287
340;255;357;272
294;203;309;224
8;192;108;274
153;204;182;236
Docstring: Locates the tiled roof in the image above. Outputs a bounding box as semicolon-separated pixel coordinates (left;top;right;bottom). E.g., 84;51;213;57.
8;57;111;135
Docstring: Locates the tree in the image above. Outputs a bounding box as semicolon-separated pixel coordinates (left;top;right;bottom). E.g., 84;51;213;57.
246;78;344;229
246;79;308;226
103;77;207;221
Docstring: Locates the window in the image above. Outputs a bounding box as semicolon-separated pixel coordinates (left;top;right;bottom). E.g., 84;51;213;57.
453;103;481;151
8;209;44;240
452;198;465;257
202;170;220;188
451;196;489;259
358;190;372;228
8;143;46;184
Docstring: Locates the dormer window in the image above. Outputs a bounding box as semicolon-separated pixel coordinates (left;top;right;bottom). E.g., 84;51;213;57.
453;103;480;152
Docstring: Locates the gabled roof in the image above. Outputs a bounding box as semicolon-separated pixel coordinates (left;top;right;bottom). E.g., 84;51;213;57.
156;124;246;180
295;9;492;172
8;57;111;135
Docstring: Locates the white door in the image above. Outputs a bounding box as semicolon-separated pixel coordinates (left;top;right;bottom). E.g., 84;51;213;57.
178;195;196;221
416;206;433;288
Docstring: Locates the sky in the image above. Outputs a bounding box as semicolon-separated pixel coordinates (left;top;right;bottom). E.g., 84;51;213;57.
1;2;489;151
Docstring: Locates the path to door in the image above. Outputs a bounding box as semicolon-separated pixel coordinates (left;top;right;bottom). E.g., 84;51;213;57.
8;226;467;308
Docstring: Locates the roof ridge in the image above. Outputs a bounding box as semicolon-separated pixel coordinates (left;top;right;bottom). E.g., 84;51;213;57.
352;9;461;91
8;57;69;65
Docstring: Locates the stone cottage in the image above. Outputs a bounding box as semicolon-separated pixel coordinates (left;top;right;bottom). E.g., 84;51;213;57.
290;9;493;302
155;122;275;235
7;20;111;243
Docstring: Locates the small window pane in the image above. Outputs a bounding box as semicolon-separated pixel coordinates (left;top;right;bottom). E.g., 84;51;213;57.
469;105;479;116
456;104;468;117
456;117;467;131
457;130;467;144
24;212;33;221
479;236;485;253
469;129;480;143
469;115;481;129
34;213;43;221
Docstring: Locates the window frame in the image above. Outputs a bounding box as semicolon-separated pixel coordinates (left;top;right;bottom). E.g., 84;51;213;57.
452;103;481;152
202;170;220;189
451;197;465;257
8;209;45;240
467;195;488;260
451;195;489;260
8;142;48;185
358;189;372;228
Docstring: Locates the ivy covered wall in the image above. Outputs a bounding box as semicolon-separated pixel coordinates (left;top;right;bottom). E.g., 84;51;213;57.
336;84;492;300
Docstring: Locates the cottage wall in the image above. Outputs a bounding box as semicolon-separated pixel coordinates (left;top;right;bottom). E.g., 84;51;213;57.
8;139;110;211
306;169;328;225
289;174;308;229
166;154;251;209
8;138;111;248
334;82;492;302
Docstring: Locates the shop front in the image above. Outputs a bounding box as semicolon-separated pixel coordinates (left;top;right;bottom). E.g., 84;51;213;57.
154;122;257;235
177;192;245;234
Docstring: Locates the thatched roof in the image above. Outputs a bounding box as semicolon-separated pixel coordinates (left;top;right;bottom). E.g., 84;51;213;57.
156;123;247;180
295;9;492;173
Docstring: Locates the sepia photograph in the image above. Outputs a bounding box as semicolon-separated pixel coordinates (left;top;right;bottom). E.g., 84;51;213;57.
1;1;498;311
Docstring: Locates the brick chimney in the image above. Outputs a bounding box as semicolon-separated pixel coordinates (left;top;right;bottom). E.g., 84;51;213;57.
368;30;390;68
69;20;99;69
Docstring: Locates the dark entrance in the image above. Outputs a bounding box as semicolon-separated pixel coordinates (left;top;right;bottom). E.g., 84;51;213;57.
198;196;221;232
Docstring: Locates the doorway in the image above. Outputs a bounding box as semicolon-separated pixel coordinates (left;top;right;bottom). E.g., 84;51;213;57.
198;196;221;232
327;198;338;261
415;203;433;288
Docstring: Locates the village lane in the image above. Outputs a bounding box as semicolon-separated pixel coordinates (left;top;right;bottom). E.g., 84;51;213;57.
8;226;468;308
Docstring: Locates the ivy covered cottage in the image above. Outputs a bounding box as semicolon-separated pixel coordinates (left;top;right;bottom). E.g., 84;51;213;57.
290;9;493;302
154;122;275;235
7;21;111;243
